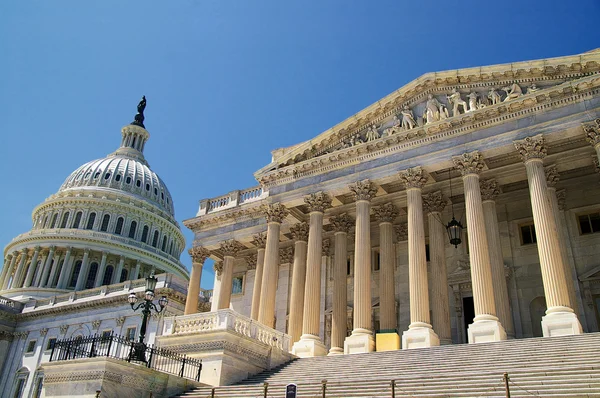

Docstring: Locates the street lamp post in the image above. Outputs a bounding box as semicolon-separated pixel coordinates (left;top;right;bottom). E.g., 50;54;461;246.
127;273;168;362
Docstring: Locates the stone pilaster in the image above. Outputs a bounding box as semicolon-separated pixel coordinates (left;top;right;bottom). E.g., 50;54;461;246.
258;203;288;327
328;214;353;355
398;167;440;349
514;135;582;336
23;246;41;288
185;246;210;315
422;191;452;345
453;152;506;343
294;192;331;358
345;179;378;354
250;232;267;321
218;240;242;310
95;252;109;288
75;249;91;290
479;179;515;338
288;223;309;345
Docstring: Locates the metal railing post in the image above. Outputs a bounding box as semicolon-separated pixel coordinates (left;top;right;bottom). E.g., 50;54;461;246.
105;332;113;358
322;379;327;398
147;346;154;368
211;387;215;398
503;372;510;398
263;382;268;398
179;355;186;378
196;361;202;382
391;379;395;398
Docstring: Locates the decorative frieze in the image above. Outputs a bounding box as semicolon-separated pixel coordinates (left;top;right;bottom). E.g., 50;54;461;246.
220;240;243;257
545;165;560;187
372;203;399;223
189;246;210;264
59;325;69;335
304;192;333;213
116;317;125;326
40;328;49;336
394;223;408;242
422;191;447;213
399;167;428;189
252;232;268;248
452;151;486;176
349;179;377;202
263;203;289;223
290;222;309;241
92;320;101;330
480;179;502;201
514;134;547;162
279;247;294;264
329;213;354;233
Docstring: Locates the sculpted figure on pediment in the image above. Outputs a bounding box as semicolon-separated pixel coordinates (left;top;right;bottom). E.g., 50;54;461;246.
382;115;401;136
342;134;363;148
502;82;523;102
365;125;380;142
447;88;468;117
400;105;416;130
467;92;480;112
488;88;502;105
424;94;449;125
528;83;539;94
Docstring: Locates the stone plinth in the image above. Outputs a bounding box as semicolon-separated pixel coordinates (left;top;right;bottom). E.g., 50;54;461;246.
376;332;400;352
158;309;293;386
402;324;440;349
344;332;375;354
41;357;200;398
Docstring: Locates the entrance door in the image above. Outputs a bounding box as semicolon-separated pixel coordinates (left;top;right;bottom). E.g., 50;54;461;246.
463;296;475;341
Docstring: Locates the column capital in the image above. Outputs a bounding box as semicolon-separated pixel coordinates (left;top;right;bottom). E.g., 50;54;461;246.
263;203;289;223
422;191;447;213
33;246;41;252
373;203;399;223
394;223;408;241
48;245;56;252
252;232;268;248
514;134;547;162
188;245;210;264
213;261;223;277
557;189;567;211
349;179;378;201
452;151;486;176
582;119;600;147
545;164;560;187
220;240;243;257
279;247;294;264
329;213;354;233
304;192;333;213
322;238;331;256
83;248;91;255
290;222;309;241
480;179;502;201
399;167;428;189
246;253;257;270
593;156;600;174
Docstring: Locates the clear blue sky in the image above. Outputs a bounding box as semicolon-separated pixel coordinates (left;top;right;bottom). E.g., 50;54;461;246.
1;1;599;290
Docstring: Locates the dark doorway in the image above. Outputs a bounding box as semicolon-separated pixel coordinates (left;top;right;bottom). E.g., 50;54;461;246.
463;296;475;339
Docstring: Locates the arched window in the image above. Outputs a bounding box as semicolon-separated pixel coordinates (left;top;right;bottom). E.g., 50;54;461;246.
50;213;58;228
60;212;70;228
161;235;167;252
115;217;124;235
69;261;82;288
141;226;149;243
85;262;98;289
115;174;122;182
169;241;174;255
120;269;128;283
86;212;96;230
49;260;64;288
152;230;159;247
100;214;110;232
72;212;83;229
126;176;131;184
128;221;137;239
102;265;114;286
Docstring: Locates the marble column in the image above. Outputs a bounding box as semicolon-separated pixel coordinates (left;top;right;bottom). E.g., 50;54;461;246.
94;252;109;288
0;255;14;290
33;251;48;287
373;204;399;337
479;179;515;338
293;192;332;357
514;135;582;336
185;246;210;314
583;119;600;165
453;152;506;343
57;247;73;289
258;203;288;328
24;246;41;288
288;223;309;346
131;260;141;280
328;214;353;355
345;180;377;354
46;250;62;288
211;262;223;311
398;167;440;348
250;232;267;321
218;240;242;310
39;247;55;288
12;249;29;289
422;191;452;345
75;249;91;290
113;256;125;284
1;253;18;290
545;166;579;316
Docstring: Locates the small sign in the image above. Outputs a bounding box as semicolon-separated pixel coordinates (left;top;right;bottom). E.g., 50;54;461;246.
285;383;297;398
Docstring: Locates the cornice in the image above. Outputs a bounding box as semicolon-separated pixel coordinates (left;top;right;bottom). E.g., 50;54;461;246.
184;201;265;232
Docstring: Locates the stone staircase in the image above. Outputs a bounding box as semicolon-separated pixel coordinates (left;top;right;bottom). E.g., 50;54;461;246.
177;333;600;397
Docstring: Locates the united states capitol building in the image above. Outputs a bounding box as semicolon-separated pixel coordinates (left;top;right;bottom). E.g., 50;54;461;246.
2;49;600;397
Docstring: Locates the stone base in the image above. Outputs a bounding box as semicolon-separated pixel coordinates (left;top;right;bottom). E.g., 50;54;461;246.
376;332;400;352
468;319;507;343
402;326;440;349
542;310;583;337
292;335;328;358
327;346;344;356
344;332;375;354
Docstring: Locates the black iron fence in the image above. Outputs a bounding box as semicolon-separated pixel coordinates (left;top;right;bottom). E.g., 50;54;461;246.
49;332;202;382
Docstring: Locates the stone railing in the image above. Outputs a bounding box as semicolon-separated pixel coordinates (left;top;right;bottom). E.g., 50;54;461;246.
0;296;24;311
196;185;269;216
163;309;290;351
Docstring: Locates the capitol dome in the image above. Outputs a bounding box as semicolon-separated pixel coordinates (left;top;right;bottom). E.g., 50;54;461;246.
0;105;188;301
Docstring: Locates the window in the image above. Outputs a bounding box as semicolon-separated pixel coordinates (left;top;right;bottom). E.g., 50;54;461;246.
102;265;114;286
136;180;141;187
104;172;111;180
520;223;537;245
115;217;124;235
72;211;83;229
120;269;128;283
115;174;122;182
101;330;112;343
170;241;174;254
25;340;36;353
46;338;57;351
154;187;158;195
161;236;167;252
86;212;96;230
373;252;380;271
94;172;101;179
32;374;44;398
152;230;159;247
69;261;82;288
347;257;352;276
100;214;110;232
85;262;98;289
425;244;430;262
145;183;150;191
578;212;600;235
60;212;70;228
12;378;26;398
126;327;136;341
232;275;244;295
128;221;137;239
126;176;131;184
50;213;58;228
141;226;149;243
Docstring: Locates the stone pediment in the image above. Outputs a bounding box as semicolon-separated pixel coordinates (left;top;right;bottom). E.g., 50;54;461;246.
254;50;600;187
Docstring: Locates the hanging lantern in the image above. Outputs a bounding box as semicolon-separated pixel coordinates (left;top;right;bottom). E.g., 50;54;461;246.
446;216;463;248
